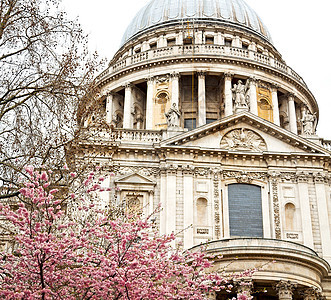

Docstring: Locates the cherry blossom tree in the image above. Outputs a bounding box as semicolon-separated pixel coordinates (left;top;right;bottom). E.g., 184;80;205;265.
0;0;103;200
0;167;251;299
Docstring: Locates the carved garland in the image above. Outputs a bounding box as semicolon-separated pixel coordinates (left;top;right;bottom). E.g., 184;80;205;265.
213;172;221;239
271;178;281;239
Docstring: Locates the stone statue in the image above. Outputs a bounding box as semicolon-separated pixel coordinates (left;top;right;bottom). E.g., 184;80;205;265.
232;80;250;109
301;108;317;135
165;103;180;127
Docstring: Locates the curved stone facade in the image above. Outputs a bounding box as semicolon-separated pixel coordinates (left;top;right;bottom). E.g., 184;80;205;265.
78;0;331;298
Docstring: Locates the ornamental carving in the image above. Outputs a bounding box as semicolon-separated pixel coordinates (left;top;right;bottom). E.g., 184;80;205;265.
271;176;281;239
299;287;324;300
220;128;267;152
114;166;160;178
313;172;327;184
222;171;267;183
274;281;297;298
213;173;221;239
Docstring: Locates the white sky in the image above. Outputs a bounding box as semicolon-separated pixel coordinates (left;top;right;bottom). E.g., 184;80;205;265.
61;0;331;139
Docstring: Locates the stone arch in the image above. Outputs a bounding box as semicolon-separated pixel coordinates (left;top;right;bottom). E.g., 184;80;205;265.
258;97;273;122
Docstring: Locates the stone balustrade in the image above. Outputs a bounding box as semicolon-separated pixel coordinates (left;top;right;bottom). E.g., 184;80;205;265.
97;44;307;87
110;129;162;144
82;128;163;144
321;140;331;151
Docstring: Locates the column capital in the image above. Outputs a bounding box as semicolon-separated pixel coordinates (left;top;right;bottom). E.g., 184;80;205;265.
170;72;180;79
146;76;155;84
274;280;297;299
299;287;324;300
287;92;296;99
223;72;234;80
248;76;257;85
197;70;206;78
235;278;253;298
270;83;280;92
124;82;133;89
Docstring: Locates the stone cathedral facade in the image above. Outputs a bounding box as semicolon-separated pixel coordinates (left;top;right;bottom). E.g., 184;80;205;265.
77;0;331;298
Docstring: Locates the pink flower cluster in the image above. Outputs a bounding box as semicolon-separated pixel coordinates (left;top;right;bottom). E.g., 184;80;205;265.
0;167;250;299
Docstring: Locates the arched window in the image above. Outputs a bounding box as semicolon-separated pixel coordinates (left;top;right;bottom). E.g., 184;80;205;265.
195;198;208;226
285;203;296;231
228;183;263;237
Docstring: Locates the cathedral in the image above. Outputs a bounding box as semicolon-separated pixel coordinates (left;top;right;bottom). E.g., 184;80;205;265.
78;0;331;298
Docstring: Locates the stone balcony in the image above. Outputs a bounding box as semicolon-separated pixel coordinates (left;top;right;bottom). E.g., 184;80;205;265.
97;44;307;87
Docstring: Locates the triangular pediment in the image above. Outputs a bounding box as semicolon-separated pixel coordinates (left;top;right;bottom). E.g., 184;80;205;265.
160;112;329;155
115;173;156;185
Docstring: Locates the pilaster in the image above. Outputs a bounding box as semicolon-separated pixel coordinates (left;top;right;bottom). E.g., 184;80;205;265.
297;173;314;249
314;174;331;261
183;167;194;249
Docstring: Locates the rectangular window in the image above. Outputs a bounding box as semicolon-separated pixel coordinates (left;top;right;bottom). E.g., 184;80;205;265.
167;38;176;46
224;39;232;46
149;42;157;49
134;48;141;53
206;118;217;124
242;44;248;50
206;36;214;44
228;183;263;238
183;37;193;45
184;118;196;130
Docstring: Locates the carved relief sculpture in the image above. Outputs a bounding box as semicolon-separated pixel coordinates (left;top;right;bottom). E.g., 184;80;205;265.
165;103;181;127
301;107;317;135
220;128;267;152
232;80;250;110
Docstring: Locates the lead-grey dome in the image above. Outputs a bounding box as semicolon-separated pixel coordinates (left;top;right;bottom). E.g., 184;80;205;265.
121;0;272;45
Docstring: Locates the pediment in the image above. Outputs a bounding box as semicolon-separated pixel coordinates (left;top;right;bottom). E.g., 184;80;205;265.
160;112;329;155
115;173;156;185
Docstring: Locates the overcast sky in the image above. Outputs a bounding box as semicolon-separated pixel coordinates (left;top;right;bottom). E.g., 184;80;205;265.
61;0;331;139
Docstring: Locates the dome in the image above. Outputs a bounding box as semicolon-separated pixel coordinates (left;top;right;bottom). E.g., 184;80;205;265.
121;0;272;45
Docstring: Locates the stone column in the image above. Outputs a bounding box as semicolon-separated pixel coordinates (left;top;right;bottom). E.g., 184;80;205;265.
171;72;180;108
123;83;133;129
274;281;297;300
146;77;154;130
183;168;194;249
224;73;233;117
248;77;258;115
106;92;114;124
271;84;280;126
236;278;253;299
198;71;206;126
288;93;297;134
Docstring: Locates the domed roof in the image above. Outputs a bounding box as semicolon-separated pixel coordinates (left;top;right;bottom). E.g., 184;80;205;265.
121;0;272;46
